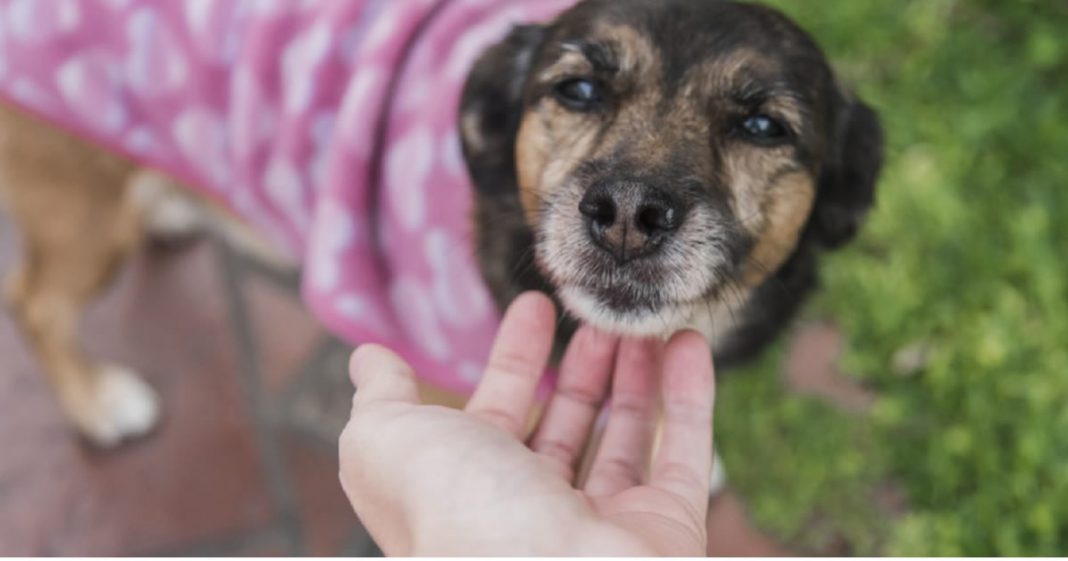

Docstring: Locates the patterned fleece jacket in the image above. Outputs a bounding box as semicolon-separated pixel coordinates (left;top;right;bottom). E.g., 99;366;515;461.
0;0;575;394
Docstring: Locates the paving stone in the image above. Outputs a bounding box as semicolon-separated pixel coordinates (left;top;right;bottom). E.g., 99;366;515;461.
0;242;274;555
285;437;369;556
784;321;875;413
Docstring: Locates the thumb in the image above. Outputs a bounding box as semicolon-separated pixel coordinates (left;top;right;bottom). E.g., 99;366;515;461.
349;344;422;406
341;344;420;556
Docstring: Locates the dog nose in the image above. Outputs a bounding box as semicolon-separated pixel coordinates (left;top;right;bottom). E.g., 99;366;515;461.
579;181;682;262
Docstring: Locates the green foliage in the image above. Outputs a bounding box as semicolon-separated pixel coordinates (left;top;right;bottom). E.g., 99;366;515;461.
716;0;1068;555
716;348;891;554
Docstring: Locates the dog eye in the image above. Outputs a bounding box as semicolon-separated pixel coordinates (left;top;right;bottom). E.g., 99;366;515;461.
553;78;603;110
738;114;789;144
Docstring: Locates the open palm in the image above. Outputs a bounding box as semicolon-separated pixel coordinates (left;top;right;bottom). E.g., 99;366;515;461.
340;292;715;556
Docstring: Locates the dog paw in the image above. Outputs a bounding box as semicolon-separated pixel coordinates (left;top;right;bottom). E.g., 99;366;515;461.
66;364;162;448
146;194;204;241
129;170;205;243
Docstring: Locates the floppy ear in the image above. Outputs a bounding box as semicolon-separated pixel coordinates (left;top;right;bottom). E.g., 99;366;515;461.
810;95;885;249
459;25;547;196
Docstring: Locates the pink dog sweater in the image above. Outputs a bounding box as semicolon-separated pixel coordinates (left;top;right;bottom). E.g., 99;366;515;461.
0;0;575;394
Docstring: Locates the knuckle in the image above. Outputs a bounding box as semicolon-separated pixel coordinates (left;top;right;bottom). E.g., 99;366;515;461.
533;437;580;463
556;383;604;409
596;456;643;485
486;351;538;381
474;407;524;435
664;399;712;427
611;395;652;419
657;460;704;490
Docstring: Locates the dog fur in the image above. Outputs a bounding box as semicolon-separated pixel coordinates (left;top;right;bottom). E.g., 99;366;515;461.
462;0;883;365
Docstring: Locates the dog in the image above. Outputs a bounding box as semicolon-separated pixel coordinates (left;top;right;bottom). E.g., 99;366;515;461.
0;0;882;448
464;0;884;361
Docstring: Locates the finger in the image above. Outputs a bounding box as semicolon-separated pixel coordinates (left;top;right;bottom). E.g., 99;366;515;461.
584;337;663;496
529;325;619;480
465;291;557;437
649;330;716;515
349;344;422;406
341;347;419;555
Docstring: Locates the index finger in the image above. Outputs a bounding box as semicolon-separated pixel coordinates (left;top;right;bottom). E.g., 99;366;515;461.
649;330;716;513
465;292;557;437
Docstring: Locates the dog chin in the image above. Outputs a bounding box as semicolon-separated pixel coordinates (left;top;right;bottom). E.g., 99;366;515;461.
557;285;693;338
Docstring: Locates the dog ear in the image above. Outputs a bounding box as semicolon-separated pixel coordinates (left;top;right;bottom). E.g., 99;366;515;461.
810;94;885;249
459;25;547;195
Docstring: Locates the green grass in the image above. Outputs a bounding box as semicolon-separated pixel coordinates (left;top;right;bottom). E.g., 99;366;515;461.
715;1;1068;555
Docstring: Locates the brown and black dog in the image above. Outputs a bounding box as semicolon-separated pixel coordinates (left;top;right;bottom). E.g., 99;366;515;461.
0;0;882;447
463;0;883;363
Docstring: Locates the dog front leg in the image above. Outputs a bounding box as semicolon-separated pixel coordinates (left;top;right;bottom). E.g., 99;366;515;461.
7;274;159;447
3;187;159;448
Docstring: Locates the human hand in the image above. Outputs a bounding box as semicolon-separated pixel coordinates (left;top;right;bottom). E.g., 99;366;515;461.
339;292;716;556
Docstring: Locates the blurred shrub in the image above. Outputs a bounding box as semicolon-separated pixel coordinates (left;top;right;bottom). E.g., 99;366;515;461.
717;0;1068;555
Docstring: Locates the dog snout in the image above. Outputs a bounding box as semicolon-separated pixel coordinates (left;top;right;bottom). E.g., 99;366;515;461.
579;181;682;263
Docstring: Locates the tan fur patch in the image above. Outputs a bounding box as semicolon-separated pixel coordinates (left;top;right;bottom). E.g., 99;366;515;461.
514;110;552;224
536;48;595;84
0;102;252;444
536;23;659;87
759;96;806;136
592;22;658;78
515;103;599;224
515;23;667;225
693;48;775;92
0;103;154;444
724;149;798;230
739;170;816;286
684;48;805;131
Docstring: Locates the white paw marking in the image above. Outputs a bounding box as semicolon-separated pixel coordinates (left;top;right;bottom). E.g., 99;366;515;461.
130;172;205;241
147;197;203;240
73;365;161;448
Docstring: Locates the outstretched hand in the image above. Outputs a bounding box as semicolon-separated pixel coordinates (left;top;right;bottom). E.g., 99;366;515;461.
339;291;716;556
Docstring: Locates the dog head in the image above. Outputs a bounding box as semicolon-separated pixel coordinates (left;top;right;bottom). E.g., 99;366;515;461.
462;0;883;337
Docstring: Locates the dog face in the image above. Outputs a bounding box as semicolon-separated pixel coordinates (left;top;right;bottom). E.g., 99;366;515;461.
462;0;883;338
